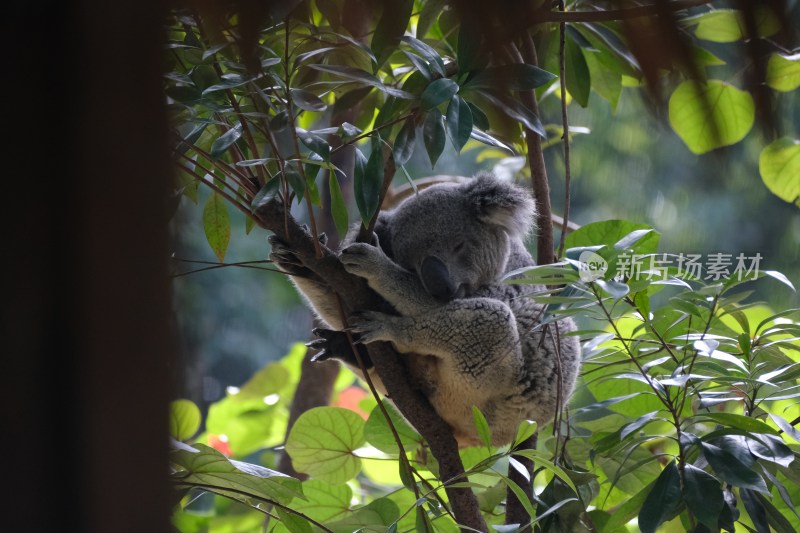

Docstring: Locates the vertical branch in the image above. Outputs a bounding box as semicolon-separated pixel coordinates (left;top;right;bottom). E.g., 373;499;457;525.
556;4;572;260
520;33;555;267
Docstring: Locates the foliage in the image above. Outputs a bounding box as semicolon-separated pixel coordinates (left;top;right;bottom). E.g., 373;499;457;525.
169;222;800;531
165;0;800;531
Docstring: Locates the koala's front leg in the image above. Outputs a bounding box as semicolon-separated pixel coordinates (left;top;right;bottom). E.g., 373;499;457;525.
269;234;344;329
350;298;524;381
340;242;438;315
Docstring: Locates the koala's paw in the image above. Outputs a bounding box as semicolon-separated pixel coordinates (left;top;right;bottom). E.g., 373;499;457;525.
348;311;391;344
340;242;385;279
268;235;308;276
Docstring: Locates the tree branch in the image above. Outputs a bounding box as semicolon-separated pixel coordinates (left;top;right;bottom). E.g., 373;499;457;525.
526;0;713;24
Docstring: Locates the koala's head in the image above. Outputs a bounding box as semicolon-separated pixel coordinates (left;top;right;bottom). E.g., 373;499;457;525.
375;174;536;302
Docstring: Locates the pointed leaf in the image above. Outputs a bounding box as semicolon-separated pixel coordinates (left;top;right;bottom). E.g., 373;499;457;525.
393;116;417;166
565;36;591;107
203;193;230;261
472;406;492;448
210;125;242;160
701;442;769;493
446;95;473;151
422;109;446;168
464;64;557;91
364;402;422;454
421;78;459;111
285;407;366;483
683;465;724;529
371;0;414;67
297;128;330;160
638;461;683;533
669;80;755;154
353;141;383;223
290;88;327;112
328;176;349;239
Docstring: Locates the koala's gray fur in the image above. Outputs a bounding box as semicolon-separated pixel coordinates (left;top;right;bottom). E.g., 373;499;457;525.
270;174;581;447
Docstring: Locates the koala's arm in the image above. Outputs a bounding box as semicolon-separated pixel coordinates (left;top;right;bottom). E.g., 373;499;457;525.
269;234;346;329
350;298;524;379
339;242;439;315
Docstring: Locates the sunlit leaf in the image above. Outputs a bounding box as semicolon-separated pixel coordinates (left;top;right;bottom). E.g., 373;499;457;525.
285;407;366;483
203;193;230;261
364;403;422;454
668;80;754;154
170;441;303;505
759;137;800;207
471;406;492;448
170;399;201;441
686;8;780;43
766;53;800;92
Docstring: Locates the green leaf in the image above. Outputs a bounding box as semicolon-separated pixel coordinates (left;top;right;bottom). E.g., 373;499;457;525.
170;441;303;505
468;102;490;130
445;95;473;152
290;88;327;112
463;64;557;91
471;406;492;448
638;461;683;533
353;138;384;224
170;399;201;441
371;0;414;68
759;137;800;207
401;35;445;76
694;413;779;435
328;498;400;533
210;125;242;160
769;413;800;443
668;80;754;155
422;109;446;168
307;64;413;99
285;406;366;483
328;175;349;239
203;193;230;262
766;53;800;92
420;78;459;111
565;35;591;107
687;8;781;43
393;116;417;166
274;509;312;533
296;128;330;160
683;465;724;529
701;441;769;493
363;403;422;454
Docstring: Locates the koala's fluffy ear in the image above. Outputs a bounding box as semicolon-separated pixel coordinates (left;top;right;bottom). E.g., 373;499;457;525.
465;173;537;237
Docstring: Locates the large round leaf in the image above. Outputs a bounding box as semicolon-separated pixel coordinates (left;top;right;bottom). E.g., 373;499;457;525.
668;80;754;154
285;407;366;483
766;53;800;92
759;137;800;207
170;399;201;441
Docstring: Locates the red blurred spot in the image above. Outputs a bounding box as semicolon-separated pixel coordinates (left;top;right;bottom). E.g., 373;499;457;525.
208;434;233;457
334;386;369;419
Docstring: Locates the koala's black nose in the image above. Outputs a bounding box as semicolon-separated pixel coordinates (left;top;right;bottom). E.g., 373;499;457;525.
419;256;457;302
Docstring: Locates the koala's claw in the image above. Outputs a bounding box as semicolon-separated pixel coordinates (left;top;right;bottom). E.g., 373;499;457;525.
348;311;389;344
340;242;384;278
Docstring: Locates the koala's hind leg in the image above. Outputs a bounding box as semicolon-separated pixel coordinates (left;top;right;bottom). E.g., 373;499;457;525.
349;297;524;382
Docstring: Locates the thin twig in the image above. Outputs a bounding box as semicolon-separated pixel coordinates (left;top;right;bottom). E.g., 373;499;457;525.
556;2;571;260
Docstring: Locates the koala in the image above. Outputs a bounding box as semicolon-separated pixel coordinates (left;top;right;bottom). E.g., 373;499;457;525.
270;174;581;447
